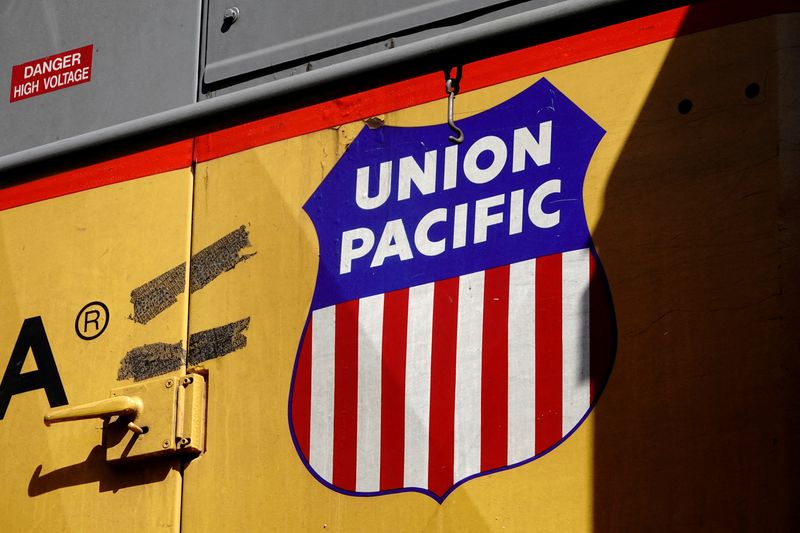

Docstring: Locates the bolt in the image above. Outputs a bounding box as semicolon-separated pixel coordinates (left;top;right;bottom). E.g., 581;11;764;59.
162;439;171;449
165;379;173;388
223;7;240;23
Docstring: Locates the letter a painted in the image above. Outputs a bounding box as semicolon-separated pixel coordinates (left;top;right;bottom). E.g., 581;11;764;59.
0;317;68;420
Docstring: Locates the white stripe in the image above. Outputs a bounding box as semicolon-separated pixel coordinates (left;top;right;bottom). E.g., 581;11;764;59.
454;271;484;481
562;248;591;433
309;305;336;482
356;294;384;492
507;259;536;464
403;283;434;489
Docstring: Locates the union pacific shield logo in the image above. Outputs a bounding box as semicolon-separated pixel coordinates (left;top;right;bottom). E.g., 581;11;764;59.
290;78;615;501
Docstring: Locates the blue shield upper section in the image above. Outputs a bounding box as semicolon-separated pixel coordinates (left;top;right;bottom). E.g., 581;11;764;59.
304;78;605;310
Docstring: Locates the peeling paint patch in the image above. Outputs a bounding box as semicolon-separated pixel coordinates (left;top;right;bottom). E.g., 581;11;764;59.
118;318;251;381
129;226;255;324
364;116;384;129
188;317;250;366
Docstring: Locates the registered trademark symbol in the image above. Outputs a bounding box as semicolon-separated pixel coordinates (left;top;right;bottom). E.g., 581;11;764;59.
75;301;109;340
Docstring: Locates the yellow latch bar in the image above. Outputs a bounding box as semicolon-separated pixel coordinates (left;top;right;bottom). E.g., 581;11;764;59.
42;373;206;462
44;395;145;434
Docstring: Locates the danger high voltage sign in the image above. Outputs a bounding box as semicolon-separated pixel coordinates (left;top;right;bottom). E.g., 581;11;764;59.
9;45;93;103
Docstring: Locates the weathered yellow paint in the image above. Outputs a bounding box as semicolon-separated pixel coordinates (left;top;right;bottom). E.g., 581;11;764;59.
1;11;795;532
182;13;799;532
0;169;193;531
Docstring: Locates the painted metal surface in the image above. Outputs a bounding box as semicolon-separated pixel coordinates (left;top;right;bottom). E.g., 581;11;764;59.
203;0;556;86
1;0;679;176
0;0;202;158
290;79;616;500
0;156;194;531
180;9;800;530
0;2;798;531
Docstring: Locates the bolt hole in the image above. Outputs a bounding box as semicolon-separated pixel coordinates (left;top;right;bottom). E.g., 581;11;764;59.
745;82;760;99
140;425;149;434
678;99;693;115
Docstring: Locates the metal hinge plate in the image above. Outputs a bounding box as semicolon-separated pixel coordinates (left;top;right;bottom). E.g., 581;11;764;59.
105;373;207;461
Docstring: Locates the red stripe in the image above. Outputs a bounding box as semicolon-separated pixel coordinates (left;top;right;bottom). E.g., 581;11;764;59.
589;253;613;400
380;288;409;490
535;254;562;454
481;265;510;471
293;318;313;460
428;277;459;497
8;2;791;210
333;300;359;491
0;139;193;212
7;2;792;211
193;1;796;163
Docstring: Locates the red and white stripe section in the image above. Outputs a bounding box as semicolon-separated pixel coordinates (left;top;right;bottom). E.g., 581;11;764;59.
291;248;612;498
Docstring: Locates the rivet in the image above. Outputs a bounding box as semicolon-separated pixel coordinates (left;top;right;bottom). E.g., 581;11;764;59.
182;376;193;386
179;437;191;447
165;379;173;388
223;7;240;23
162;439;171;449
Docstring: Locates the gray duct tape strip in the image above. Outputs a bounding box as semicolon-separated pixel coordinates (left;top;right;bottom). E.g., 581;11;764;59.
129;225;255;325
118;317;251;381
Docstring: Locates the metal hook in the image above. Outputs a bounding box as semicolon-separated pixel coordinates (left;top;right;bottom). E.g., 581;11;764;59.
446;69;464;144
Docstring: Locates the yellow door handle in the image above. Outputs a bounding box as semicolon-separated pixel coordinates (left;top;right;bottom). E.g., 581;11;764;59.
40;374;206;461
44;396;145;434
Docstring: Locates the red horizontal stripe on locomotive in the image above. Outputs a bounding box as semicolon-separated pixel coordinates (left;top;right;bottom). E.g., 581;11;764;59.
291;248;612;497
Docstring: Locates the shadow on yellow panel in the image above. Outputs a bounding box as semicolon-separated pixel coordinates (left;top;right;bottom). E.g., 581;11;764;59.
591;11;800;531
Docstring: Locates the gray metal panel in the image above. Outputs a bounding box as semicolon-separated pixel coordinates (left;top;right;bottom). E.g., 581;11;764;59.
1;0;681;177
0;0;202;157
203;0;567;88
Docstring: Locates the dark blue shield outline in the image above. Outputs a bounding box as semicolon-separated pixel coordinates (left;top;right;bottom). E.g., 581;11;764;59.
289;77;616;502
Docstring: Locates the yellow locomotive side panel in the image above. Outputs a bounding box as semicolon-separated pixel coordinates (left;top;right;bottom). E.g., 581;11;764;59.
183;13;799;532
0;167;194;531
0;5;796;532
